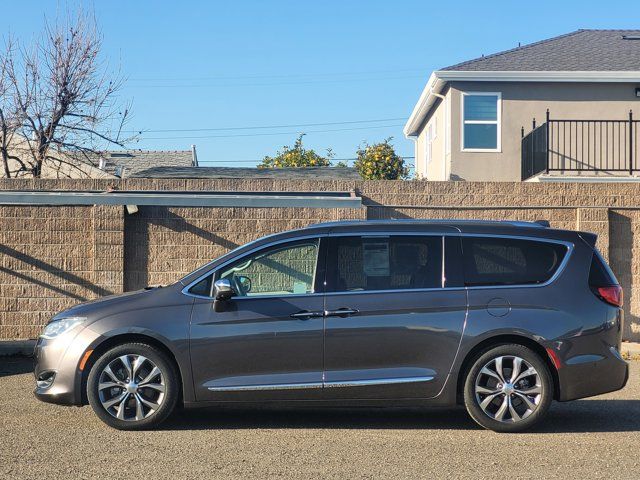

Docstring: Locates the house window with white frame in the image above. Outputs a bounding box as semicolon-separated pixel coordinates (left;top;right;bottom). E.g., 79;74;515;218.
461;92;501;151
425;121;436;166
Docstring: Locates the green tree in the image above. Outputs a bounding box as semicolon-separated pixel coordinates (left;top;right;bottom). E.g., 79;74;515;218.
260;134;333;168
354;138;408;180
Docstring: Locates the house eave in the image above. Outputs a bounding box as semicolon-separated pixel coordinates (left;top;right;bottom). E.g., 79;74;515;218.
404;70;640;137
403;72;447;138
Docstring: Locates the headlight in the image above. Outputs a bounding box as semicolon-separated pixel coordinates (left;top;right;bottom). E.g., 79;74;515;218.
40;317;86;339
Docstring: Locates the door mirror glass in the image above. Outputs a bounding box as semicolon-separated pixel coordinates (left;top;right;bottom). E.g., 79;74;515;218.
214;278;235;301
236;275;252;294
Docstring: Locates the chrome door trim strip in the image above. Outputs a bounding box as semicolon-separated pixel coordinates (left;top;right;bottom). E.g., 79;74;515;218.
207;376;434;392
323;376;434;388
208;382;323;392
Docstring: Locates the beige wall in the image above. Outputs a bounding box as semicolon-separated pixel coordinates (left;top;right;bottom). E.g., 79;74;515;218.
3;178;640;341
1;137;113;179
414;89;452;181
416;94;449;180
414;81;640;181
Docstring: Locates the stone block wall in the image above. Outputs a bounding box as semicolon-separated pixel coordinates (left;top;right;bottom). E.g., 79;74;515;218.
1;178;640;341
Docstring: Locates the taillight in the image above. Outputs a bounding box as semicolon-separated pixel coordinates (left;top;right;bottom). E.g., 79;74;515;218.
592;285;623;308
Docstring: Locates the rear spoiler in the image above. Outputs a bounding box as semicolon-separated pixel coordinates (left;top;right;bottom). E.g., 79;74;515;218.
578;231;598;248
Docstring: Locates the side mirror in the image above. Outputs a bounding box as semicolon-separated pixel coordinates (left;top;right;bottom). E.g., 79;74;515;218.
213;279;235;313
214;278;235;301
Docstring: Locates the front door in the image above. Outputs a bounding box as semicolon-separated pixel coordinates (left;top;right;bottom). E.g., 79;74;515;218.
322;234;467;399
189;237;326;402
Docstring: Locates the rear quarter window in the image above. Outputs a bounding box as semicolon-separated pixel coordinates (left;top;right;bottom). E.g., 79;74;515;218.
588;249;618;286
462;236;568;287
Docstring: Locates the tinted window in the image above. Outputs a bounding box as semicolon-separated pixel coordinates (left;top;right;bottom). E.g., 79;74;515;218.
589;249;618;286
462;237;567;287
328;236;442;292
189;274;213;296
218;239;319;297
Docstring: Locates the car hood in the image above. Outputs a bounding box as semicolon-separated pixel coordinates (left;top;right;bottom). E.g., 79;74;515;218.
50;287;168;324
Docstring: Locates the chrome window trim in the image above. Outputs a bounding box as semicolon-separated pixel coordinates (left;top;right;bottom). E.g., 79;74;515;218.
182;230;575;299
207;376;434;392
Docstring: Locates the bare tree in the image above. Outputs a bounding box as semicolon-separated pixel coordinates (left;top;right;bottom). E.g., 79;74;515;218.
1;12;134;178
0;39;27;178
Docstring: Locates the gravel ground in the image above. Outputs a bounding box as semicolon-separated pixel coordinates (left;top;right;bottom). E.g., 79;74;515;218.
1;358;639;480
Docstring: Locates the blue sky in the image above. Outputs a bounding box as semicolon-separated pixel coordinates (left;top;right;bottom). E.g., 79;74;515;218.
2;0;639;168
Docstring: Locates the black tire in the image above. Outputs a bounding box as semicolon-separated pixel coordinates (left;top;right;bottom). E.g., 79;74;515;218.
463;344;553;433
87;343;179;430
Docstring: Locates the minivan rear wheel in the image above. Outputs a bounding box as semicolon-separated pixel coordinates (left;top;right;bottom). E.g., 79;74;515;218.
87;343;179;430
463;344;553;432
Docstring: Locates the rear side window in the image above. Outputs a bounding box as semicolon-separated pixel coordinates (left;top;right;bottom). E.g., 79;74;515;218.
462;236;568;287
589;249;618;286
327;235;443;292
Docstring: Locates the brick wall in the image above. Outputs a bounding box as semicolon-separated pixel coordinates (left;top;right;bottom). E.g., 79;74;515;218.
1;178;640;341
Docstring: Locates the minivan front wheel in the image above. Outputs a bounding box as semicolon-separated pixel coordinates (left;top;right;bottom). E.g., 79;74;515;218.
87;343;179;430
463;344;553;432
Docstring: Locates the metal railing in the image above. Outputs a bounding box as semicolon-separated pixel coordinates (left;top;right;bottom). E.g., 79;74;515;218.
521;110;640;180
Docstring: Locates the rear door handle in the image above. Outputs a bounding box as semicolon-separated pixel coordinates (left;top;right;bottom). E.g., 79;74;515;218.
324;308;359;318
290;310;324;320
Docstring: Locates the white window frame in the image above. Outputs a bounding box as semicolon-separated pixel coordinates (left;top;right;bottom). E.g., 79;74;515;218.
424;120;436;166
460;91;501;152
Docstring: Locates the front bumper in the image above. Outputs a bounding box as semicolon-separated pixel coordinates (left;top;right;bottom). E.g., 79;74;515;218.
33;326;101;406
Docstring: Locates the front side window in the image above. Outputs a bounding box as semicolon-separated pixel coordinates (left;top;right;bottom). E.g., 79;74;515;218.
462;236;568;287
462;93;500;151
327;236;443;292
218;239;320;297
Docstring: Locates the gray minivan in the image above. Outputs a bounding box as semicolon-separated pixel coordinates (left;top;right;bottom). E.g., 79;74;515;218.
34;220;628;432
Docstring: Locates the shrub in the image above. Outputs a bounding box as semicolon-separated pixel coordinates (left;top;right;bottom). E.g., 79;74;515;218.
354;138;408;180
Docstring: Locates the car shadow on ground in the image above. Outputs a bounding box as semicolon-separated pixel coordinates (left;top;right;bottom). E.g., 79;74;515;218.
0;357;33;377
6;357;638;434
161;399;640;434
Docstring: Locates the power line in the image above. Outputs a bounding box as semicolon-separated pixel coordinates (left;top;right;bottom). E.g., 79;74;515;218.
138;123;405;140
124;74;424;89
125;117;407;134
128;67;428;82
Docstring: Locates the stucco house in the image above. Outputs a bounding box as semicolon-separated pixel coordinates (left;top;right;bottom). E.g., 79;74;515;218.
404;30;640;181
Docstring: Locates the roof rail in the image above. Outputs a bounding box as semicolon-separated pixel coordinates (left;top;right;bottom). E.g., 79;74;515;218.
312;219;549;228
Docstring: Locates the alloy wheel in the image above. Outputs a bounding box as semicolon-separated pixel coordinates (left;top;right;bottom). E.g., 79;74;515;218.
474;355;542;423
97;354;166;421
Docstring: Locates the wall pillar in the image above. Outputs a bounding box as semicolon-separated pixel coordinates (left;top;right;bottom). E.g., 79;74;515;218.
92;205;125;296
576;208;610;261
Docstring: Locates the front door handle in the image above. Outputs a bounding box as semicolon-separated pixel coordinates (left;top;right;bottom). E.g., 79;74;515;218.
290;310;324;320
324;308;359;318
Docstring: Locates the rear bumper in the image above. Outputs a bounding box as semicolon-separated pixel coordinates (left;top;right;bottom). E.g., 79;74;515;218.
557;347;628;401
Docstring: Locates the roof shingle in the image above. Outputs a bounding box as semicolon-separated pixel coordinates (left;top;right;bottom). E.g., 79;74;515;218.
130;166;361;180
443;30;640;72
101;150;194;176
